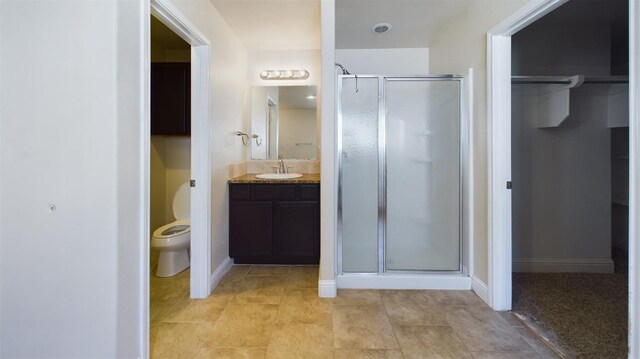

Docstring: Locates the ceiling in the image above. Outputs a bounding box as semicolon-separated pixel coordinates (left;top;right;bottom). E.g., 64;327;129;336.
279;86;318;109
151;16;190;49
210;0;474;51
335;0;473;49
210;0;321;50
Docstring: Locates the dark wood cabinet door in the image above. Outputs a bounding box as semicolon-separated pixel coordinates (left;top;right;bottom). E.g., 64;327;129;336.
228;183;320;264
275;202;319;260
151;63;190;135
230;202;273;258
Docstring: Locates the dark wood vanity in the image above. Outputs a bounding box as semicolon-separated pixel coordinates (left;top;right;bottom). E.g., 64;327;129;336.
229;176;320;264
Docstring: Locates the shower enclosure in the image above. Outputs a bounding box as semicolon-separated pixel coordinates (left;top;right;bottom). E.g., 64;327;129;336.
338;75;466;281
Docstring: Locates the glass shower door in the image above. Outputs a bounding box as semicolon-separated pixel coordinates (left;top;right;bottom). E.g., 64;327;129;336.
339;76;380;273
385;79;461;271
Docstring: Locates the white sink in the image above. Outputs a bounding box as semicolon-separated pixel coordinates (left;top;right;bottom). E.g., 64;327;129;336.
255;173;303;180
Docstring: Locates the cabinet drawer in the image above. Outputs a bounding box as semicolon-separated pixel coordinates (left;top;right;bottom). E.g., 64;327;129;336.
299;185;320;201
230;185;251;200
253;185;296;200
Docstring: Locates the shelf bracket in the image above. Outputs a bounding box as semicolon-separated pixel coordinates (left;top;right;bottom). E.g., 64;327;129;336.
513;75;584;128
535;75;584;128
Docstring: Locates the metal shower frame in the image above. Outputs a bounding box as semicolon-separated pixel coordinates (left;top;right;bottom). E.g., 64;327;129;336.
336;74;466;276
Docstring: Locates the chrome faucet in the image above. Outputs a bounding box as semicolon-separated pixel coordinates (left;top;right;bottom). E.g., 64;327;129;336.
278;159;286;174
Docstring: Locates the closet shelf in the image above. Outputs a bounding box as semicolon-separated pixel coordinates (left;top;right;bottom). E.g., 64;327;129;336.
512;75;630;128
511;75;628;85
612;155;630;159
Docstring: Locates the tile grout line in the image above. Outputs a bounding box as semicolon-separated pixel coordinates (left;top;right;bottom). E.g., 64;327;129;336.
263;265;291;359
446;307;476;357
201;270;235;355
379;291;406;358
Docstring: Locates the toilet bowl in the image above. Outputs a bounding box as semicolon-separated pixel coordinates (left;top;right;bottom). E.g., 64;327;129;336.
152;182;191;277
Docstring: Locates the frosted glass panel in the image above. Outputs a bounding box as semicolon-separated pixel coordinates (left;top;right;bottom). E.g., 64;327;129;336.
340;77;379;272
385;80;460;271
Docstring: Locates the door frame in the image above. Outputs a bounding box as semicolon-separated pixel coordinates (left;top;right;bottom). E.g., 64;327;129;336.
487;0;640;356
143;0;212;356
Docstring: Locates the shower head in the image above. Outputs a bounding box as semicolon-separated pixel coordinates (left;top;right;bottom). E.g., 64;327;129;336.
335;63;350;75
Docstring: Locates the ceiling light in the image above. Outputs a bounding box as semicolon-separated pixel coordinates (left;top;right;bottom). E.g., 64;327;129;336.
260;70;309;80
372;23;392;34
306;95;317;99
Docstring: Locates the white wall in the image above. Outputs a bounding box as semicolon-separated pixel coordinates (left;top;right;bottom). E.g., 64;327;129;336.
428;0;531;284
319;0;337;297
279;109;317;159
0;1;143;357
168;0;249;280
335;48;429;75
0;0;247;356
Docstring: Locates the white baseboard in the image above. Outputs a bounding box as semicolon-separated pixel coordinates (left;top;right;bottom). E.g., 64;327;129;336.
513;258;614;273
336;274;471;290
318;279;337;298
471;275;489;304
209;257;234;291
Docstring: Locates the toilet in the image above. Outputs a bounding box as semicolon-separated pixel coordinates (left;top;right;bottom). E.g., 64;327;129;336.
152;182;191;277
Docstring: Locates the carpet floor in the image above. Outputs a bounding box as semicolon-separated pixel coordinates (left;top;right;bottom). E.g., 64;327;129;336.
512;272;628;358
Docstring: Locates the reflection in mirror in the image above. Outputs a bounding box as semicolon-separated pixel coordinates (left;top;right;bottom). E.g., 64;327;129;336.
251;86;317;160
268;98;277;158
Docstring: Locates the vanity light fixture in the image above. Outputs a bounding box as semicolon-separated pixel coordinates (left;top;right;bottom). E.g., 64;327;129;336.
260;70;309;80
306;94;317;100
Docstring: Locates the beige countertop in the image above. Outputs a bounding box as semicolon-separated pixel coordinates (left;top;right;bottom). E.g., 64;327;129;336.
228;173;320;184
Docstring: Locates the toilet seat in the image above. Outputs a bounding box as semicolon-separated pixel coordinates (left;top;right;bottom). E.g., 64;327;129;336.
152;219;191;239
152;181;191;240
152;182;191;277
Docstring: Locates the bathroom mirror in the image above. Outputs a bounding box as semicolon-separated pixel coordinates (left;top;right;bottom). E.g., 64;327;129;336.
250;86;318;160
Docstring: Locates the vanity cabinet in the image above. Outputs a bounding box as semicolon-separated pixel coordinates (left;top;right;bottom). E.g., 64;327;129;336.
229;183;320;264
151;62;190;135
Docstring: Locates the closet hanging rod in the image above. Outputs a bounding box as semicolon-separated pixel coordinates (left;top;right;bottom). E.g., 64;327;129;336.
512;75;628;85
582;76;628;84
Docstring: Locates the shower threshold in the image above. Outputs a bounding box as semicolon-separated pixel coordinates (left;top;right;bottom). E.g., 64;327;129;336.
336;273;471;290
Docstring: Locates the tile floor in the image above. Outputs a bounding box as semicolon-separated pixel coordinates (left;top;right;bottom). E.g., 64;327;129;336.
150;265;559;358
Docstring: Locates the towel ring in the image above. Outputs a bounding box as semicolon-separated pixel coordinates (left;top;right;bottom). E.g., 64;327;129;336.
235;131;250;146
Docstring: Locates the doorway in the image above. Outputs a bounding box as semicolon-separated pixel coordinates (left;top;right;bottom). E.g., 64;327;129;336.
150;14;192;278
149;0;211;299
508;1;629;355
144;1;212;356
487;0;640;357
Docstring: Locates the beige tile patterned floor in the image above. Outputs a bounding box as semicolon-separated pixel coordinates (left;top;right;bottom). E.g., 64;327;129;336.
150;265;559;359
